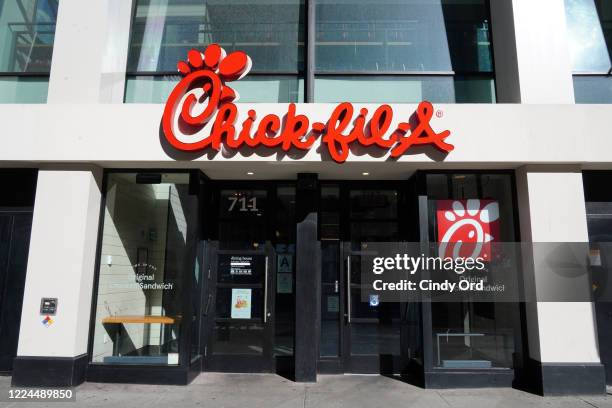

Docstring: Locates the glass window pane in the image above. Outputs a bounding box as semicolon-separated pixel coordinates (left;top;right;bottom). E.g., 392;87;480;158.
454;76;496;103
92;173;198;365
128;0;304;73
573;75;612;103
565;0;611;72
350;320;401;356
432;302;515;368
125;75;303;103
425;172;519;369
350;190;398;219
315;0;492;73
0;77;48;103
212;322;264;355
0;0;57;73
314;76;494;103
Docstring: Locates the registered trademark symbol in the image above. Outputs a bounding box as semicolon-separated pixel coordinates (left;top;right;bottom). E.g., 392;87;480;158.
436;110;443;118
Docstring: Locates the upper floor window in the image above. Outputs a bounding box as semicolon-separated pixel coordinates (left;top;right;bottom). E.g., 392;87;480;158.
314;0;494;103
565;0;612;102
0;0;58;103
125;0;305;103
126;0;494;103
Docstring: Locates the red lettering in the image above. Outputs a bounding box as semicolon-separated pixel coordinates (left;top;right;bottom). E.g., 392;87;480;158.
390;101;454;157
163;84;452;163
209;104;237;151
256;114;282;147
281;104;313;151
162;45;452;162
322;103;358;163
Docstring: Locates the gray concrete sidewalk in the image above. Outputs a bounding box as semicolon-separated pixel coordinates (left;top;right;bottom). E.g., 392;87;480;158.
1;373;611;408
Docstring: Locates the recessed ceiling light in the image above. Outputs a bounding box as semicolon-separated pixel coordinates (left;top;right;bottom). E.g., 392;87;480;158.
247;171;254;175
362;172;370;176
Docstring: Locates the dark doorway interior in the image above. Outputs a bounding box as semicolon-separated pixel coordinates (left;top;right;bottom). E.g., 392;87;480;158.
583;171;612;386
201;182;296;374
0;169;37;372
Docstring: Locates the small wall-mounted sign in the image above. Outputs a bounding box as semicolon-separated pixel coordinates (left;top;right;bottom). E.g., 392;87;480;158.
369;294;380;307
40;298;58;315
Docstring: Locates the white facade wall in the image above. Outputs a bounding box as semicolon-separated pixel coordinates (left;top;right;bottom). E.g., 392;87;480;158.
17;167;102;357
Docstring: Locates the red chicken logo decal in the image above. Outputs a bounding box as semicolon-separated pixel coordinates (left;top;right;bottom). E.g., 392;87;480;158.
436;199;500;261
162;44;251;151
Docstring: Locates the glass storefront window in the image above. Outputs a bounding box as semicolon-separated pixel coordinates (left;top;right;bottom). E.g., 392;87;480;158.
125;75;304;103
92;173;199;365
315;0;492;73
314;76;495;103
425;172;518;369
0;0;57;102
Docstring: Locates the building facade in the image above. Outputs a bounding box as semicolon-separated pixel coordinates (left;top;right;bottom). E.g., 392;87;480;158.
1;0;612;397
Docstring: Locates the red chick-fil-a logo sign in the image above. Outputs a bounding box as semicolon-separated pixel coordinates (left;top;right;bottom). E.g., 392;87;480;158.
162;44;454;163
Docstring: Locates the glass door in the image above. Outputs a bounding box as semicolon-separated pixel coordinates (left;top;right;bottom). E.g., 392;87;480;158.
343;188;402;373
204;188;276;372
319;185;406;374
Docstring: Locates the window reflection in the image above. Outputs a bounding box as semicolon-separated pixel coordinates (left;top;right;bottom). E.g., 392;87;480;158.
0;0;57;103
0;0;57;73
315;0;492;73
92;173;198;365
426;173;518;369
128;0;304;73
565;0;612;72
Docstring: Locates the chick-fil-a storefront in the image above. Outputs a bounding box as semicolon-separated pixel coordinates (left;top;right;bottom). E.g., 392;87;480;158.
6;27;610;395
70;45;527;389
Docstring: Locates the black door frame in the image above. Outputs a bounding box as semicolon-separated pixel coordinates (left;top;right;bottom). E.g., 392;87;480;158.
201;181;289;373
203;242;276;372
317;180;416;375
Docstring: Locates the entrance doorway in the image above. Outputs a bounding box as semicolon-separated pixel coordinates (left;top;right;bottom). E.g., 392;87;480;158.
202;183;296;373
0;169;37;373
318;183;420;375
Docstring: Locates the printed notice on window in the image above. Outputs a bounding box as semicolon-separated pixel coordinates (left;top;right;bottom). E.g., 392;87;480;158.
231;288;252;319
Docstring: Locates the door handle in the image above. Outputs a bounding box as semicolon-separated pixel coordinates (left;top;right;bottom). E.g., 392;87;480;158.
334;280;339;293
264;255;269;323
347;255;351;323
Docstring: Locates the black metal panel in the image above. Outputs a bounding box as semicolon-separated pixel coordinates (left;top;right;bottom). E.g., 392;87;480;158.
12;354;88;387
523;358;606;396
295;173;320;382
86;357;200;385
424;369;514;388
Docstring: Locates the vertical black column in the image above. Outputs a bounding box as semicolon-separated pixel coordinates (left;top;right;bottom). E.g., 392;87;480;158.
294;173;320;382
305;0;315;103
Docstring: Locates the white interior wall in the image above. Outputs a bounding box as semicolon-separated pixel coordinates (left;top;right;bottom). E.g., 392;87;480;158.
92;177;169;361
